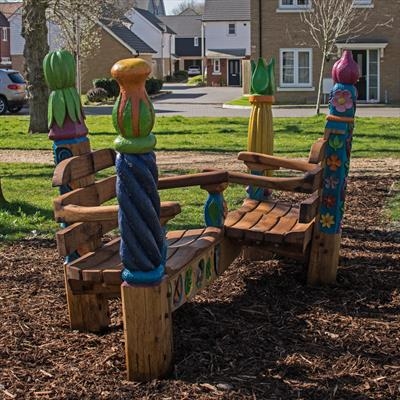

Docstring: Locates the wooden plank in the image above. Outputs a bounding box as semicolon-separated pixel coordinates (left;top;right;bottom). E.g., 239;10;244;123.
225;211;264;239
308;138;327;164
228;169;322;194
158;170;228;190
241;203;291;242
55;204;118;223
224;199;261;227
238;151;317;172
166;228;223;275
261;206;298;243
56;220;118;257
52;148;116;187
284;220;314;249
299;193;320;223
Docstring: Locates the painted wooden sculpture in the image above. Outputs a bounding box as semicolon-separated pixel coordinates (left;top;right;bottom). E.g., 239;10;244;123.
44;50;90;180
247;58;275;200
308;50;359;284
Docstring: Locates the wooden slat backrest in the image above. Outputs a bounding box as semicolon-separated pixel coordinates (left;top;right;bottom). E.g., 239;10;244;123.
52;148;116;188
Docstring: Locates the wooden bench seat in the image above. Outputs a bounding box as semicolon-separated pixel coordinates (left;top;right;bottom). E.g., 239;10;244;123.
224;198;314;258
66;227;223;292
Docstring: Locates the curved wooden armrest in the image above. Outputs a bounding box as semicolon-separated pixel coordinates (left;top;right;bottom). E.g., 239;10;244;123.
158;170;228;190
228;166;322;194
54;201;181;225
238;151;318;173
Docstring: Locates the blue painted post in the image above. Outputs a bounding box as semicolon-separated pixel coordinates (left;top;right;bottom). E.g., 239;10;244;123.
111;58;172;381
307;50;359;285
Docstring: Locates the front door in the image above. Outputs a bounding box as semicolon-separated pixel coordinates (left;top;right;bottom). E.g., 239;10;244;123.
228;59;241;86
352;50;367;101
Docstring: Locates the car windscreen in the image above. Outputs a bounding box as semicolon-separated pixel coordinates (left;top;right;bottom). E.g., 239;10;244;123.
8;72;26;84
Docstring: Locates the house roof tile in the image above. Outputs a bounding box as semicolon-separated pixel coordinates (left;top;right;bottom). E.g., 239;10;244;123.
99;18;156;54
134;7;175;33
203;0;250;21
0;2;22;19
158;15;201;37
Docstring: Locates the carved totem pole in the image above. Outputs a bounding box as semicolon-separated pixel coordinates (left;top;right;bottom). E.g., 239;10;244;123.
308;50;359;285
247;57;275;200
111;58;172;381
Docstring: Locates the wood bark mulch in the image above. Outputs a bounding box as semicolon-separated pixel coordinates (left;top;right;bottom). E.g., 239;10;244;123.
1;174;399;399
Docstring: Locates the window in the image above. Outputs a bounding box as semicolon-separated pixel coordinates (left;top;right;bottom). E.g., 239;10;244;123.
213;59;221;74
280;49;312;87
279;0;311;8
228;23;236;35
352;0;373;7
194;36;199;47
2;28;7;42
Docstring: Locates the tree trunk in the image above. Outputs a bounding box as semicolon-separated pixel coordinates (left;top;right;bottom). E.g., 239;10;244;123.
22;0;49;133
0;178;6;204
315;51;327;115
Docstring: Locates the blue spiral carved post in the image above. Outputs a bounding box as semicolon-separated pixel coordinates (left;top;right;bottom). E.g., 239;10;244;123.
308;50;359;285
112;58;172;381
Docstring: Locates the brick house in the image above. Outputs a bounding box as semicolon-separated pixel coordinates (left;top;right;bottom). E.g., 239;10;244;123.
0;11;11;68
251;0;399;104
203;0;251;86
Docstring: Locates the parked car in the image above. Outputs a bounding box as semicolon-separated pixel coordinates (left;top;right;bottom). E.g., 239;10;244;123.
187;65;201;76
0;69;28;115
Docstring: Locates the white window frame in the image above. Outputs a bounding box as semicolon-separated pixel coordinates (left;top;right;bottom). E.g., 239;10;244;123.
277;0;312;11
194;36;199;47
213;58;221;74
352;0;373;7
228;23;236;35
279;48;313;89
2;27;7;42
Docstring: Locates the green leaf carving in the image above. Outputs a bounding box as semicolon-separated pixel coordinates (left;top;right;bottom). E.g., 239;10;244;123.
47;91;55;128
53;90;66;128
207;199;220;226
112;95;121;135
329;136;344;151
122;98;133;137
63;87;77;122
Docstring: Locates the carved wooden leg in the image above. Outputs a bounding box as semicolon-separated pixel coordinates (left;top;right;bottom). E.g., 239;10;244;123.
64;266;110;332
122;278;172;381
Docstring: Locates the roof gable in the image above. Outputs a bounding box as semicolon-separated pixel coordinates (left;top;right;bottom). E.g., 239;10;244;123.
0;2;22;19
203;0;250;21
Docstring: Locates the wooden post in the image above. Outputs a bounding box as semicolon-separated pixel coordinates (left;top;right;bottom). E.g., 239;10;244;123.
246;57;275;201
111;58;172;380
45;50;110;331
122;279;172;381
308;50;359;285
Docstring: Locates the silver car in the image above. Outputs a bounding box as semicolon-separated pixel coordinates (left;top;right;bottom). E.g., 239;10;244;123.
0;69;27;115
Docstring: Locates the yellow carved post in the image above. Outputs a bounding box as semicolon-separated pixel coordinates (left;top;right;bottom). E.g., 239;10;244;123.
246;58;275;200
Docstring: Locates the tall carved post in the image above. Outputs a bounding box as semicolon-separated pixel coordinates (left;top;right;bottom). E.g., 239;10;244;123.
247;57;275;200
308;50;359;285
44;50;91;191
44;50;110;332
111;58;172;381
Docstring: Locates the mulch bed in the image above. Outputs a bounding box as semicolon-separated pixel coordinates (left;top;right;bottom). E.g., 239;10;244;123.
1;175;399;400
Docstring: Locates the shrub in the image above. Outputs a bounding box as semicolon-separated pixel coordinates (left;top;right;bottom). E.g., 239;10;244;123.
146;78;163;95
86;87;108;103
173;70;188;82
93;78;120;98
187;75;204;86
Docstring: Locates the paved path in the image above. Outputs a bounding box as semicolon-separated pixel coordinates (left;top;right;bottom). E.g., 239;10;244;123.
83;83;400;118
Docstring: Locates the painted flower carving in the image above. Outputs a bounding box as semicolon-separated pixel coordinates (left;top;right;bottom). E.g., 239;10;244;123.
332;90;353;112
320;213;335;229
323;195;336;208
327;154;341;171
324;175;339;189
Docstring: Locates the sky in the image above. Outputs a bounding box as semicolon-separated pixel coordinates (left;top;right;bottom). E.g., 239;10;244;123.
164;0;187;14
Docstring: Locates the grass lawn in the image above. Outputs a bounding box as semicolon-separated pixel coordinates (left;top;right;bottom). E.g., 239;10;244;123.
0;114;399;242
1;115;399;157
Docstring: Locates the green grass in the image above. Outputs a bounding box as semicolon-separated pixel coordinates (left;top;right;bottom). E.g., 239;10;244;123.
226;96;251;106
1;115;399;158
386;183;400;223
0;162;245;242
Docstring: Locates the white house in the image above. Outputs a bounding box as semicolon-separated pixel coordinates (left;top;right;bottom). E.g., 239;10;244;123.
126;7;175;78
203;0;251;86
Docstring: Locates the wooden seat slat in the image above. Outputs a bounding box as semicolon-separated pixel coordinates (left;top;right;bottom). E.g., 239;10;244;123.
224;199;261;227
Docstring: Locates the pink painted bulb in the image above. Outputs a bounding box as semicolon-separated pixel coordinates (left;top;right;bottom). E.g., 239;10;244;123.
332;50;360;85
